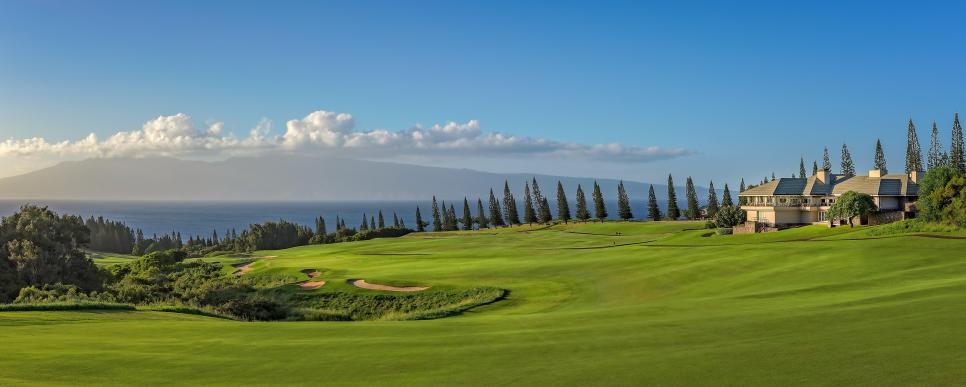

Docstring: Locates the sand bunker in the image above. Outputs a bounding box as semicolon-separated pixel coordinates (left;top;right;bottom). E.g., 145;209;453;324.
301;269;321;278
298;280;326;289
233;262;255;275
348;279;430;292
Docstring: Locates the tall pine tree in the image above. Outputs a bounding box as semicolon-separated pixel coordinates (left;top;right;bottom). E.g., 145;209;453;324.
647;185;661;221
477;199;489;228
377;210;385;229
666;175;680;220
874;139;887;173
706;181;719;219
684;177;700;220
523;182;537;225
361;213;369;231
447;204;458;231
906;118;924;173
822;147;832;171
556;181;571;223
721;183;733;207
431;196;442;232
928;121;945;170
488;189;505;227
532;178;551;223
841;143;855;176
952;113;965;173
503;181;521;226
799;157;807;178
812;160;818;176
440;201;449;230
462;198;473;230
592;180;607;222
393;212;399;228
617;180;633;220
415;207;425;232
575;184;590;222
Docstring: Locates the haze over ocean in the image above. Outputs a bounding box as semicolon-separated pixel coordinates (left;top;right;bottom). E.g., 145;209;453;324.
0;199;668;239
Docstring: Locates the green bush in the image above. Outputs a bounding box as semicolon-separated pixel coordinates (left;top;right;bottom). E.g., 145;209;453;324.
867;219;961;236
714;205;745;228
217;297;288;321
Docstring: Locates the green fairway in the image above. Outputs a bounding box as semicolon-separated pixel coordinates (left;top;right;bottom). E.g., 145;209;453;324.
4;221;966;385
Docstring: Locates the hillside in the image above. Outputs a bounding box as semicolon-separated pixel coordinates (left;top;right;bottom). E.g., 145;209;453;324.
3;222;966;385
0;155;696;201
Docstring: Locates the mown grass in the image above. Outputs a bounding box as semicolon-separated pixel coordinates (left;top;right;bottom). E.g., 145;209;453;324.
4;220;966;386
0;302;134;312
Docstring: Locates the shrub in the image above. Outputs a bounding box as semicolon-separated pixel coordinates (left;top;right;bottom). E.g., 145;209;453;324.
714;205;745;228
352;227;413;242
917;166;962;222
716;228;733;235
217;297;288;321
867;219;960;236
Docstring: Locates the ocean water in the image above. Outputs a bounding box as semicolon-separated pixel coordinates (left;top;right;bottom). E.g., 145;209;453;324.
0;199;666;239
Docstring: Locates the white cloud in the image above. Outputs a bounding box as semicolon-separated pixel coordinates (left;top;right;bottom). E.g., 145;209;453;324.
0;109;693;170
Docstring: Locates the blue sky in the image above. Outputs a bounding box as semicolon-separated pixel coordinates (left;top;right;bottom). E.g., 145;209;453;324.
1;1;965;187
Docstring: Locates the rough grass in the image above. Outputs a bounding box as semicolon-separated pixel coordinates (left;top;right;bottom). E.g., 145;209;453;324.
4;221;966;386
290;287;506;321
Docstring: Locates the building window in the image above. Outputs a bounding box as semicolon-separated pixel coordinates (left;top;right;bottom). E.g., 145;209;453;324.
819;212;826;221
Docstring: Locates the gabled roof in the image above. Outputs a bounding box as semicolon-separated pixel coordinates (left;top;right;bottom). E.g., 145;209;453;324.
739;173;918;197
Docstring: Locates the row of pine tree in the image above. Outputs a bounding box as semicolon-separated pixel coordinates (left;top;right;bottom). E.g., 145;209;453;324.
763;113;966;183
412;176;739;231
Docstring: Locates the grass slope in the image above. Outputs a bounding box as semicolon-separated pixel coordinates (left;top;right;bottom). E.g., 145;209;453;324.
4;221;966;385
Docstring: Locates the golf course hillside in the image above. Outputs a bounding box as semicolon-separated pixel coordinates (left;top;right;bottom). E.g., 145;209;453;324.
4;221;966;385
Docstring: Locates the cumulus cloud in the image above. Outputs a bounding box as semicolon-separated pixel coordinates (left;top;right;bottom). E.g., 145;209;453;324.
0;109;693;165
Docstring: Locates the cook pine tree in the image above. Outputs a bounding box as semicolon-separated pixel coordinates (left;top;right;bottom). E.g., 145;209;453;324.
721;183;733;207
523;182;537;225
477;199;489;228
647;185;662;221
556;181;571;223
874;139;887;172
841;143;855;176
706;181;719;219
928;121;946;170
488;189;505;227
431;196;442;232
575;184;590;222
592;180;607;222
617;180;633;220
462;198;473;230
951;113;965;173
415;206;425;232
503;180;521;226
666;174;680;220
684;177;700;220
906;118;924;173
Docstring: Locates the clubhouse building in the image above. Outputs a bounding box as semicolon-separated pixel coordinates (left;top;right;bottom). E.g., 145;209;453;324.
738;169;920;229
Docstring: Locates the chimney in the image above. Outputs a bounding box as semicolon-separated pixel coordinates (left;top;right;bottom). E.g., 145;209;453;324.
816;169;828;183
869;169;882;178
910;170;921;183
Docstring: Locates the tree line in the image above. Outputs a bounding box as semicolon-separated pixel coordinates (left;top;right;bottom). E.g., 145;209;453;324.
414;176;742;231
773;114;966;182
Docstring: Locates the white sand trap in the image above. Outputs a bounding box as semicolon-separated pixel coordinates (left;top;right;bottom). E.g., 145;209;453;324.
299;280;326;289
348;279;430;292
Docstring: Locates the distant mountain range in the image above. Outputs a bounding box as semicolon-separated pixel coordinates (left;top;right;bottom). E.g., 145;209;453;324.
0;155;708;202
